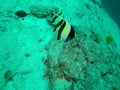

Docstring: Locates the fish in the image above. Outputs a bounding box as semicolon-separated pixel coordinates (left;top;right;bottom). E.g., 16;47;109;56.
47;11;75;42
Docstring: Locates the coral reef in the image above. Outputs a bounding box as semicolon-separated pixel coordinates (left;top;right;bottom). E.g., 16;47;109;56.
43;25;120;90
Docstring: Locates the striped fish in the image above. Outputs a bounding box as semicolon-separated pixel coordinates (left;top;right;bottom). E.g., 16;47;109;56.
47;11;75;42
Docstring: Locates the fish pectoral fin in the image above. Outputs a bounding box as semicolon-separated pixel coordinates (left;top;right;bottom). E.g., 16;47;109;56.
53;27;56;31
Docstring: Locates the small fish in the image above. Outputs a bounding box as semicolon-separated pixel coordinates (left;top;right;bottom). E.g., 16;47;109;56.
47;11;75;42
15;10;29;19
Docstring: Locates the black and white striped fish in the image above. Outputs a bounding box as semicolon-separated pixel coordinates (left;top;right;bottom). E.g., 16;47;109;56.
47;11;75;42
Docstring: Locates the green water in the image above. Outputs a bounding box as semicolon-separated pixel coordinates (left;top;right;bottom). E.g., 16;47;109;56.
0;0;120;90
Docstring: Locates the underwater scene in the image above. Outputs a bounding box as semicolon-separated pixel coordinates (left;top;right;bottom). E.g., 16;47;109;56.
0;0;120;90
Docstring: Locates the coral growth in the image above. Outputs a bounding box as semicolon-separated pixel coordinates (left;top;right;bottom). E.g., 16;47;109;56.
91;0;102;8
58;61;67;68
4;71;13;82
4;70;17;83
106;35;114;44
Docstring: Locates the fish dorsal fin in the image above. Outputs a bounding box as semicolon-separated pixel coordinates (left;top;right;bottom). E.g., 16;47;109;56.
47;10;63;23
